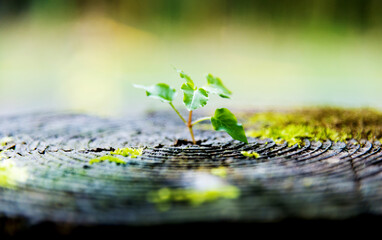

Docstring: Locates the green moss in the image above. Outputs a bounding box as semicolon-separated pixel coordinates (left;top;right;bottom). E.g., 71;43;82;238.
0;160;28;188
89;155;126;165
89;147;143;165
147;185;240;210
210;167;228;178
241;151;260;158
110;147;143;158
244;107;382;147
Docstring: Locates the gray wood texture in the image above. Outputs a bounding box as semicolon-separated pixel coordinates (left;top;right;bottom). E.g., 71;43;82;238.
0;112;381;229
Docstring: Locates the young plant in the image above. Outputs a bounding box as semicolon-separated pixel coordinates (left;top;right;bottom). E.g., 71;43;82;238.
134;70;247;144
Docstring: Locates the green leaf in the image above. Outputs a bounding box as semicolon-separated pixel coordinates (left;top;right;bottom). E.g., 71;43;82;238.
204;74;232;98
134;83;176;103
176;69;195;89
211;108;248;143
181;83;209;111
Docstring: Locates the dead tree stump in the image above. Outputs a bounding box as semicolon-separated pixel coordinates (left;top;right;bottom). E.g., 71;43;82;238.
0;112;382;234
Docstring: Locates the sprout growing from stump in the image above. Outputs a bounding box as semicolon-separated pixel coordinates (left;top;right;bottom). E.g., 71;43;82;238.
134;70;247;144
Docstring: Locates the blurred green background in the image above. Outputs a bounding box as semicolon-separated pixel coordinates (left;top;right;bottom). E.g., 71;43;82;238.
0;0;381;116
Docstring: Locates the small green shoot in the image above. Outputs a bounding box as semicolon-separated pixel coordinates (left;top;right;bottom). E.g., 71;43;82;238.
134;70;247;144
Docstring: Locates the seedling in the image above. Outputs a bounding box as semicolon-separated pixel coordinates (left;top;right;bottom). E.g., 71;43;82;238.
134;70;247;144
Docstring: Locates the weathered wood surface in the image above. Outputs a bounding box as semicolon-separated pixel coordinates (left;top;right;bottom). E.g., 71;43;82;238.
1;112;382;231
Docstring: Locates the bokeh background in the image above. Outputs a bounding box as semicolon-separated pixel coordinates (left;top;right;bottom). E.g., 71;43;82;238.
0;0;381;116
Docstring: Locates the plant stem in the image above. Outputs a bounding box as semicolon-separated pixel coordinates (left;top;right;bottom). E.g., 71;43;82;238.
169;102;187;125
188;111;196;144
191;117;211;126
169;103;196;144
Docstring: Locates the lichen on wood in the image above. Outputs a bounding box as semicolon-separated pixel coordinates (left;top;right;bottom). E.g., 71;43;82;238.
110;147;143;158
89;147;143;164
244;107;382;146
0;159;28;188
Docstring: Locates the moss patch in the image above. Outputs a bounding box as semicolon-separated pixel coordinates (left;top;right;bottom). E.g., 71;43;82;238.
245;107;382;147
210;167;228;178
110;147;143;158
89;147;143;165
0;160;28;188
147;185;240;211
89;155;127;165
241;151;260;158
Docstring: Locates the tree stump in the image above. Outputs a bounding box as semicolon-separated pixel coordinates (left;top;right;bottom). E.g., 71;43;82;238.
1;112;382;235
